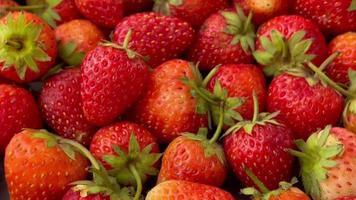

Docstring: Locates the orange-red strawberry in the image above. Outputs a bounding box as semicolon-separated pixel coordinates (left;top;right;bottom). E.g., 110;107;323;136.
146;180;235;200
113;12;194;68
5;129;89;200
0;84;42;153
55;19;104;66
336;197;356;200
129;59;208;143
0;12;57;83
0;0;18;17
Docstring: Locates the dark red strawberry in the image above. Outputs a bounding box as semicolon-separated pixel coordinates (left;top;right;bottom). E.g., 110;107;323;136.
75;0;124;28
0;0;18;17
0;84;42;153
253;15;327;76
153;0;229;28
40;68;97;145
124;0;153;15
113;12;194;68
187;5;255;71
0;12;57;83
293;0;356;35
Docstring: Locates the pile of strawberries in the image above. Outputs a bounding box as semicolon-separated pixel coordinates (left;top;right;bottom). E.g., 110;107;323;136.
0;0;356;199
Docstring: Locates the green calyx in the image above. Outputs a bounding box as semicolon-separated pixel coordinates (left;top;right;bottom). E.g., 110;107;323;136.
289;125;344;200
153;0;183;15
0;12;51;80
59;41;85;66
222;4;256;53
254;30;316;76
25;0;62;28
349;0;356;11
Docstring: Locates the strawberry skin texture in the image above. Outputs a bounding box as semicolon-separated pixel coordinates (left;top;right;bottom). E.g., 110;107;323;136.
187;10;254;71
0;84;42;153
0;0;18;17
112;12;195;68
63;188;110;200
75;0;124;28
256;15;327;67
81;45;149;126
223;123;295;190
326;32;356;85
146;180;235;200
293;0;356;35
207;64;267;120
129;59;208;143
267;73;344;140
335;197;356;200
268;187;310;200
40;68;97;145
53;0;82;24
157;136;227;187
5;129;89;200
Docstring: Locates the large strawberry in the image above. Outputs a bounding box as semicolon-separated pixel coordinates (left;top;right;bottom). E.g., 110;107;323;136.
0;12;57;83
146;180;235;200
253;15;327;76
290;126;356;200
55;19;104;66
112;12;194;68
5;129;89;199
0;0;18;17
129;59;208;143
81;32;149;126
0;84;42;153
153;0;229;28
40;68;97;145
293;0;356;35
187;5;256;71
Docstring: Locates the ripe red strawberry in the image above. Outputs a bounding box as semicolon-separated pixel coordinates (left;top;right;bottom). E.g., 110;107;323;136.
75;0;123;28
290;126;356;200
40;68;97;145
187;5;255;71
153;0;229;28
113;12;194;68
0;12;57;83
326;32;356;85
253;15;327;76
344;98;356;134
336;197;356;200
81;33;149;126
0;84;42;153
293;0;356;35
55;19;104;66
5;129;89;200
234;0;291;24
0;0;18;17
63;189;110;200
146;180;235;200
124;0;153;15
129;59;208;143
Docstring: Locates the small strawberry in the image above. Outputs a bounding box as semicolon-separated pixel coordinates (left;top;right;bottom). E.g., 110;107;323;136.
293;0;356;35
5;129;89;199
0;84;42;153
0;12;57;83
55;19;104;66
0;0;18;18
124;0;153;15
153;0;229;28
326;32;356;85
40;68;97;145
253;15;327;76
129;59;208;143
290;126;356;200
75;0;124;28
81;31;149;126
187;5;255;71
146;180;235;200
113;12;194;68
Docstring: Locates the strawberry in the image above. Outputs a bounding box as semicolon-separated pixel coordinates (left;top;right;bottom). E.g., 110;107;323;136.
153;0;229;28
253;15;327;76
63;189;110;200
81;32;149;126
112;12;194;68
129;59;208;143
5;129;89;199
146;180;235;200
187;5;256;71
290;126;356;200
55;19;104;66
40;68;97;145
336;197;356;200
326;32;356;85
344;98;356;134
124;0;153;15
293;0;356;35
0;0;18;18
74;0;124;28
0;12;57;83
0;84;42;153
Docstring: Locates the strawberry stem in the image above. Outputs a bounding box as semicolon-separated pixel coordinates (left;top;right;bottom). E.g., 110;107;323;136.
123;29;132;50
7;4;46;11
318;52;340;72
5;40;22;50
129;164;142;200
244;166;270;193
202;65;220;87
251;91;259;123
209;102;225;144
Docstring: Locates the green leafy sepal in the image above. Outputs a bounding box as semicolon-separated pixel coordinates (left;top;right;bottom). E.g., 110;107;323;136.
26;0;63;28
349;0;356;11
58;41;85;66
153;0;183;15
